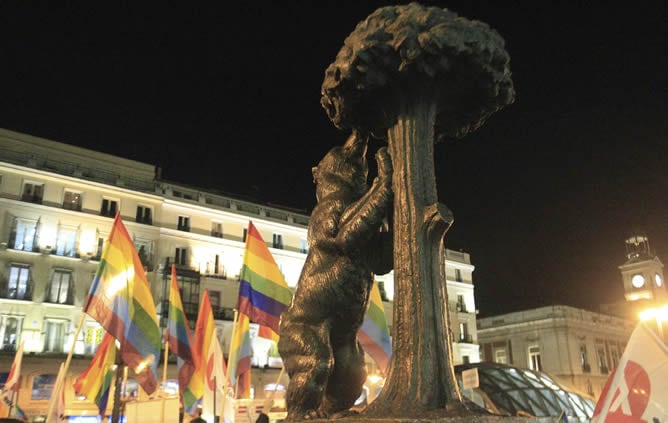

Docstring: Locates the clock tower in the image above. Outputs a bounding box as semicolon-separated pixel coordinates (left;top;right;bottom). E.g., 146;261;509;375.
618;235;665;307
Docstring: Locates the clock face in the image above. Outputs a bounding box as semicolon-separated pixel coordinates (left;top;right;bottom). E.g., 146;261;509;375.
631;274;646;288
656;273;663;287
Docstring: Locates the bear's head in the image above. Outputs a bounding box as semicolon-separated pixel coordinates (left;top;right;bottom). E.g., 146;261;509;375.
312;131;369;202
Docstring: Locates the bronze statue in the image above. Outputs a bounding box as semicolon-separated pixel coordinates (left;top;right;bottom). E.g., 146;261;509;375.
319;2;515;419
278;130;393;421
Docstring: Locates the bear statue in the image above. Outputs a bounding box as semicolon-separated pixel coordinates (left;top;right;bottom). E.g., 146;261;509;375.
278;130;393;421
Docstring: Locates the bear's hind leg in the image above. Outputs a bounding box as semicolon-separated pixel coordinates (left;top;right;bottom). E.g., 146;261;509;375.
278;321;333;421
320;335;368;416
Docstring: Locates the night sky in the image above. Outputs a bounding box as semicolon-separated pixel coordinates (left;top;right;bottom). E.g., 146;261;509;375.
1;2;666;317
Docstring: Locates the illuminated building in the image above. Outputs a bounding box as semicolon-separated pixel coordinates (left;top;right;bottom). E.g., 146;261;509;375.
0;128;479;418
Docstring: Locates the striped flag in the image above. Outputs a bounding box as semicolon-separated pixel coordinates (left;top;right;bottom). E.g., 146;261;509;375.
73;332;116;416
83;212;161;394
166;264;200;412
195;290;227;421
228;312;252;398
357;280;392;374
238;221;293;341
0;340;23;417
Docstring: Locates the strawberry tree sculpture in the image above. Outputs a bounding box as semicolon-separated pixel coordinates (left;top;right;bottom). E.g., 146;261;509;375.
321;3;515;417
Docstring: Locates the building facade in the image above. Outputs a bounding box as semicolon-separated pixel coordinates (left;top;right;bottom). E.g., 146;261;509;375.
0;128;479;418
477;305;635;400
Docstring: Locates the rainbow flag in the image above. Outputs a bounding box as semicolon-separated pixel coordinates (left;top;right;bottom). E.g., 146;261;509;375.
357;280;392;374
73;332;117;416
166;264;200;411
237;221;293;341
195;290;227;421
228;312;252;398
83;213;161;394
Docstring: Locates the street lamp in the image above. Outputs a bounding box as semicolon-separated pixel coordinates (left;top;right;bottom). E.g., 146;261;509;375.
638;305;668;343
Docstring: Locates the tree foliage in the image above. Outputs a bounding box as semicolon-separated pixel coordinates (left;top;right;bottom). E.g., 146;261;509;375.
321;2;515;140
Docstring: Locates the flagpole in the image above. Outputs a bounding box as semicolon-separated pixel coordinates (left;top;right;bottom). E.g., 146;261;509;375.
46;363;65;423
46;312;86;421
160;340;169;423
227;310;240;399
259;365;285;420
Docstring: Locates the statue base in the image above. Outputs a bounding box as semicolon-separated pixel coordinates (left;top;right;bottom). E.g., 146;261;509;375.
306;416;540;423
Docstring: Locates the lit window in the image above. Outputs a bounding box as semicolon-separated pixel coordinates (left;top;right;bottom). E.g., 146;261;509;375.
9;218;39;252
0;316;23;351
528;345;542;371
55;226;78;257
63;190;82;211
6;264;31;300
44;319;68;353
494;348;507;364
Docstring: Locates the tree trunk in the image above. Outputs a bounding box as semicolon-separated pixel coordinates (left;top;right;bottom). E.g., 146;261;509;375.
365;91;461;416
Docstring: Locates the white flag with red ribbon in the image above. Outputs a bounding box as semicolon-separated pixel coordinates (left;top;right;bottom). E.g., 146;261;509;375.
591;322;668;422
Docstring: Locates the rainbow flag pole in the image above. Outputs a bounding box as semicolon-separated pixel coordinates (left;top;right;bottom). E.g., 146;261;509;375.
45;307;88;420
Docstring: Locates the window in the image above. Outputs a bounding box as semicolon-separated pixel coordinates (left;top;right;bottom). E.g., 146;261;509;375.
0;316;23;351
455;268;463;282
63;190;82;211
84;325;104;355
46;269;73;305
44;319;68;353
273;233;284;249
212;254;225;277
242;228;248;243
31;373;58;400
100;198;118;217
21;181;44;204
175;247;188;265
528;345;542;371
136;206;152;225
94;236;105;260
5;264;32;300
9;217;39;252
134;239;153;270
610;348;620;369
55;225;78;257
300;239;308;254
580;344;590;372
456;295;467;312
462;355;471;364
597;346;608;374
458;322;470;342
211;222;223;238
494;348;507;364
177;216;190;232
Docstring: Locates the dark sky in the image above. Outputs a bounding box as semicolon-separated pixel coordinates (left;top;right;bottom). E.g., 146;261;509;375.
1;2;667;317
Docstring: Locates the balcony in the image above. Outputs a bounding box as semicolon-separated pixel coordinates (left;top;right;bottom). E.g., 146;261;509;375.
21;193;43;204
